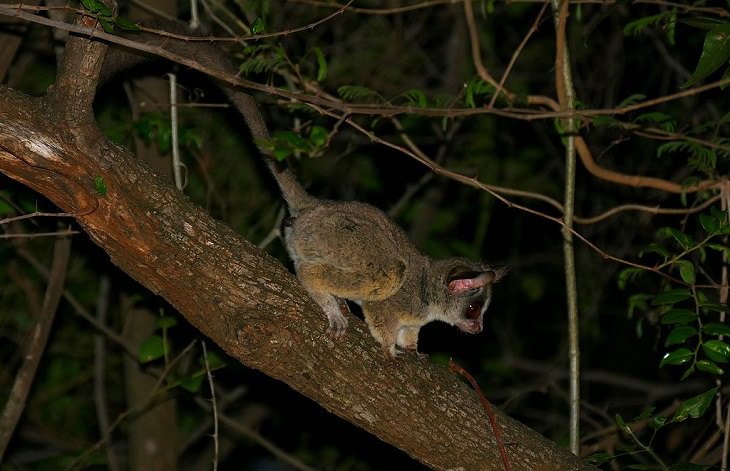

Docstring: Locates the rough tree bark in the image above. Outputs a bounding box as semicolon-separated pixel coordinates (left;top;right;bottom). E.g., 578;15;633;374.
0;21;594;471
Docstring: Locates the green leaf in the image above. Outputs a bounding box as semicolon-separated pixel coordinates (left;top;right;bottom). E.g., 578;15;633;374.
251;17;265;34
99;17;115;33
682;22;730;88
658;227;692;249
309;126;328;148
660;347;693;367
623;14;669;37
0;197;14;215
275;130;307;149
115;17;140;31
702;339;730;363
657;140;691;159
618;267;644;290
665;325;697;346
703;322;730;336
156;316;178;329
660;308;698;324
701;302;730;313
94;176;107;195
638;243;670;259
697;359;724;375
464;77;495;108
179;373;205;393
665;9;677;45
337;85;382;103
651;289;691;306
586;452;614;465
273;147;291;160
627;294;653;319
699;212;721;233
80;0;113;15
615;413;629;432
633;112;676;132
201;349;225;369
617;93;647;107
680;365;696;381
671;387;718;422
632;406;656;421
138;336;165;363
627;464;657;469
311;47;327;82
398;89;428;108
650;414;667;430
239;56;286;75
707;243;730;256
675;260;696;284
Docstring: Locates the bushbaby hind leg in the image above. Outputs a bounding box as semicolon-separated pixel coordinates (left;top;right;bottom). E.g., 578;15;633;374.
297;266;350;338
362;304;403;358
296;261;407;302
396;326;420;351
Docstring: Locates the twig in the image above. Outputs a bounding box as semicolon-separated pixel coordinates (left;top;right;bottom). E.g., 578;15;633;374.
289;0;464;15
0;210;76;224
93;275;120;471
168;73;184;191
201;341;219;471
574;195;722;225
488;2;548;108
449;360;512;471
722;403;729;471
0;235;72;460
0;229;81;238
462;0;499;89
135;0;355;42
288;0;730;18
257;206;285;249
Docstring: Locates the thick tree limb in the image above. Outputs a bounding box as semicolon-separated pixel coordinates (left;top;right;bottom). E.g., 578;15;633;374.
0;32;593;471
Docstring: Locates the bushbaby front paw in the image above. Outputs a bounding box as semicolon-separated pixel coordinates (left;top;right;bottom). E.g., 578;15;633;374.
325;302;349;339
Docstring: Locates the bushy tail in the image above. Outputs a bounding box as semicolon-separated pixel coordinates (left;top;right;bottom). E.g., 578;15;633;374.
225;92;317;214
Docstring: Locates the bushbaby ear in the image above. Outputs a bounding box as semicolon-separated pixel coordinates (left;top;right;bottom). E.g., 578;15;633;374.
447;266;509;293
447;271;495;293
487;265;510;283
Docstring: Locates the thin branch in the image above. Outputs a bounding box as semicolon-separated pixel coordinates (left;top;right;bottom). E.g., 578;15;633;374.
201;341;219;471
289;0;464;15
574;195;722;225
0;210;76;224
136;0;355;42
93;275;121;471
462;0;499;89
289;0;729;18
551;0;580;455
257;206;285;250
488;2;548;109
450;360;512;471
0;229;81;238
0;235;72;460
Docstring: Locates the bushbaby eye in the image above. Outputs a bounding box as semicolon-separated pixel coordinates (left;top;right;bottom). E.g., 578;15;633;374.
465;302;483;320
